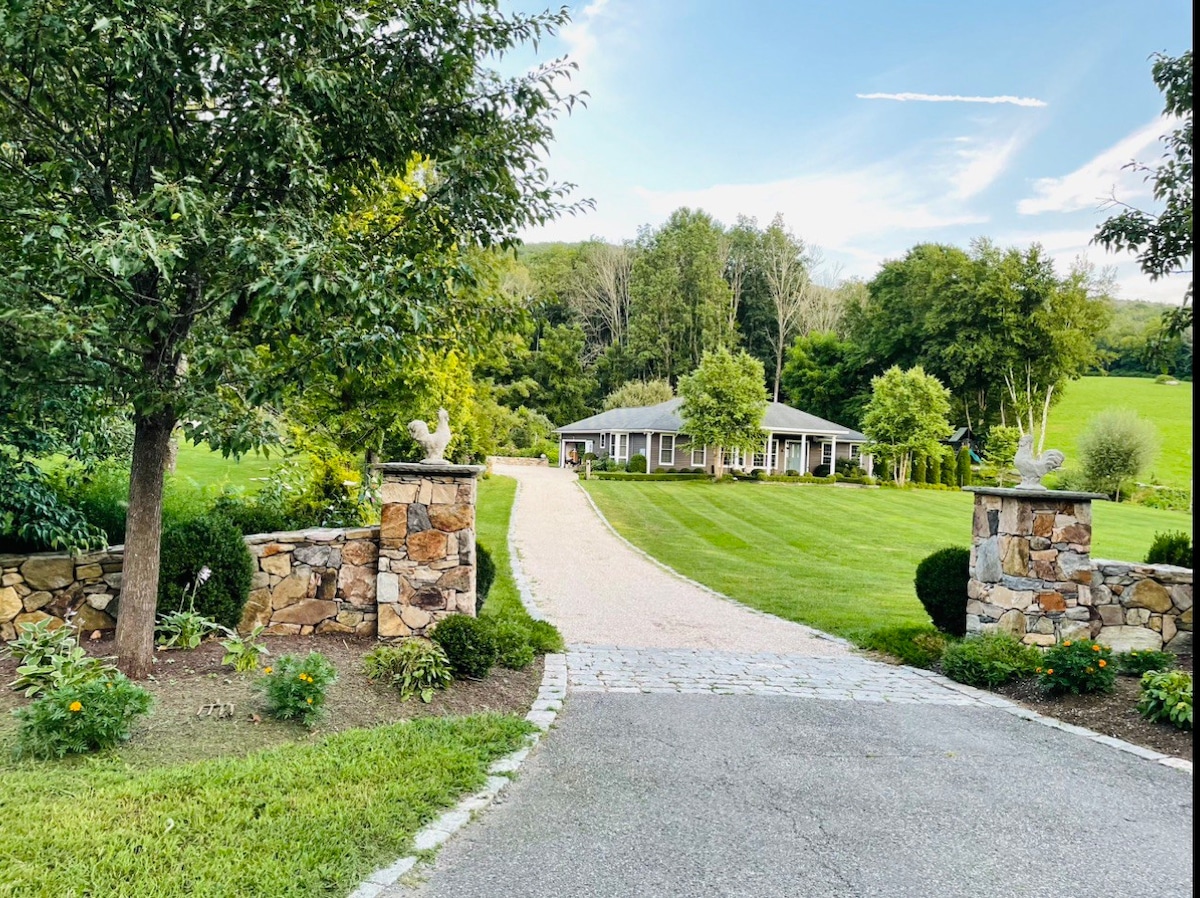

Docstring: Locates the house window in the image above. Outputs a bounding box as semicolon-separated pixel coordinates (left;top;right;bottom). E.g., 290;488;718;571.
822;442;833;465
614;433;629;462
849;444;861;461
659;435;675;466
752;439;776;470
691;445;706;467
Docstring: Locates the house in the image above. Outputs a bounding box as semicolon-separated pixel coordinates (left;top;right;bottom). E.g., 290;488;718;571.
554;398;872;476
944;426;982;463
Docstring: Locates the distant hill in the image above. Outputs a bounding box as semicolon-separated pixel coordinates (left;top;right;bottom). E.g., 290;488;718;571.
1045;376;1193;489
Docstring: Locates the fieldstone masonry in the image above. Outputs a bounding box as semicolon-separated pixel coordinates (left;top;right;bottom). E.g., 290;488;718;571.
966;487;1192;653
373;462;485;639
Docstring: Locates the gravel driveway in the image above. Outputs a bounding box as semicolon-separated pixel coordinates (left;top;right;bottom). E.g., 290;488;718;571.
497;464;846;656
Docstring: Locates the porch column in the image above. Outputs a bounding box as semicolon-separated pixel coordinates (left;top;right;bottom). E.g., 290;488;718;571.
801;435;809;473
829;436;837;474
559;438;566;468
646;431;654;472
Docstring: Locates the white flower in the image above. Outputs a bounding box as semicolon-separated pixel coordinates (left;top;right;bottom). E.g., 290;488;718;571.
196;566;212;585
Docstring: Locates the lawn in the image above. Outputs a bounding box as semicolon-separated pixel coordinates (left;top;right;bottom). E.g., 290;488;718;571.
583;480;1193;641
172;439;280;492
1045;376;1193;489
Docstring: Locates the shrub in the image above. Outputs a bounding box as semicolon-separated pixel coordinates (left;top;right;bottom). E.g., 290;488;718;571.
429;614;498;679
219;625;270;673
158;514;254;630
956;446;972;487
476;542;497;615
625;454;647;474
1137;670;1192;730
784;469;800;477
914;547;970;638
6;618;115;698
524;618;566;654
209;489;299;535
1077;409;1158;500
1115;649;1178;677
928;453;942;486
749;468;765;480
939;453;956;487
486;619;536;670
912;455;927;484
941;633;1040;689
362;640;452;702
1144;530;1192;568
1036;639;1116;695
257;653;338;727
14;674;153;758
812;464;830;478
856;624;947;669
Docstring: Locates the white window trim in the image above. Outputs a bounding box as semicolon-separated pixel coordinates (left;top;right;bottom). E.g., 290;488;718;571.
659;434;676;466
614;432;629;462
849;444;861;460
691;445;707;467
822;442;833;464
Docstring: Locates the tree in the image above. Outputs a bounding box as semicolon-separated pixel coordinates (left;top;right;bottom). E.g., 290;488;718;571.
0;0;580;677
984;425;1022;487
570;240;635;363
1094;51;1193;337
956;446;973;487
761;214;818;401
602;379;674;410
860;366;952;486
678;348;767;478
780;331;872;428
1077;410;1159;501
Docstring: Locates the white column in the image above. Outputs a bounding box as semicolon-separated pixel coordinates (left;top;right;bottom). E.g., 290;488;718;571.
559;439;566;468
829;436;837;475
646;431;654;471
801;435;809;473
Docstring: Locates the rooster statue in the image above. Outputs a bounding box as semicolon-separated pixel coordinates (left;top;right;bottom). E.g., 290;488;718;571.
407;408;452;464
1013;434;1065;489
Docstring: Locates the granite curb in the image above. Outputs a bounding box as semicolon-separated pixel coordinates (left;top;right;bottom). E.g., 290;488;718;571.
350;653;568;898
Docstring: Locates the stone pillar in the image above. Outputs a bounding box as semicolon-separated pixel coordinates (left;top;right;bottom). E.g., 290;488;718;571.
373;462;485;639
965;487;1106;647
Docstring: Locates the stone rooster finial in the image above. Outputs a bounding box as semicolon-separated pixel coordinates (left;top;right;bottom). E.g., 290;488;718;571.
407;408;452;464
1013;434;1065;489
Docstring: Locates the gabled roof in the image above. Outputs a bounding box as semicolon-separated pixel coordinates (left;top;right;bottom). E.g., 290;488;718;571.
555;398;865;441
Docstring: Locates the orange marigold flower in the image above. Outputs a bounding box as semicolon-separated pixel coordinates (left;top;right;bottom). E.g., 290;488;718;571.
68;701;83;712
1098;659;1106;668
1036;667;1043;674
1063;641;1071;647
1092;645;1101;652
1047;669;1054;675
306;697;313;704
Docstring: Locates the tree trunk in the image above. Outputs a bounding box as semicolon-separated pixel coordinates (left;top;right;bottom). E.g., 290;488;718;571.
773;349;782;403
115;410;176;679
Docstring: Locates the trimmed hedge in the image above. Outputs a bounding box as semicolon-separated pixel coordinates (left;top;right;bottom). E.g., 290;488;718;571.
914;546;970;637
590;472;709;481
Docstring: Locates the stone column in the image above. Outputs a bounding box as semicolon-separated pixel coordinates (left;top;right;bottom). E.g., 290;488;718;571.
965;487;1106;646
373;462;485;639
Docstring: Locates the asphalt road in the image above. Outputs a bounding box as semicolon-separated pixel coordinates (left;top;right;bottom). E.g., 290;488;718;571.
406;692;1193;898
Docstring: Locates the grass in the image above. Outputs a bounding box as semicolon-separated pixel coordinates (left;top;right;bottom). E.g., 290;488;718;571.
172;439;279;493
583;480;1193;641
0;715;532;898
476;476;529;623
1045;376;1193;489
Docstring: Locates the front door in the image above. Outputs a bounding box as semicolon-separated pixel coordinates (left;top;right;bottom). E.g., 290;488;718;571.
785;441;804;473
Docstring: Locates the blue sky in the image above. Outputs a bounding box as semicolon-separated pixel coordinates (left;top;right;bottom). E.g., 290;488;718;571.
512;0;1193;305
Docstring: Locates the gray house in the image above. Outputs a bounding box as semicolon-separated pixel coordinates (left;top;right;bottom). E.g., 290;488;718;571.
554;398;871;476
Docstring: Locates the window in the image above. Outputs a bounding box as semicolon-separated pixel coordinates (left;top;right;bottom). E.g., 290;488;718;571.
752;439;776;470
614;433;629;461
691;445;707;467
822;442;833;465
849;444;861;461
659;435;675;466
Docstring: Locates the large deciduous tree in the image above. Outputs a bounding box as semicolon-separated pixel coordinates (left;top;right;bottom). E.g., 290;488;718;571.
760;214;818;402
677;347;767;478
1094;51;1192;337
860;366;952;486
0;0;580;676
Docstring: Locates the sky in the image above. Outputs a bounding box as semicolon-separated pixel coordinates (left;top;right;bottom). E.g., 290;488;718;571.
510;0;1193;305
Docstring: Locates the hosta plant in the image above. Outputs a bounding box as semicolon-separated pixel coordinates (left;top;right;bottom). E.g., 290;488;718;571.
1137;670;1192;730
219;625;270;673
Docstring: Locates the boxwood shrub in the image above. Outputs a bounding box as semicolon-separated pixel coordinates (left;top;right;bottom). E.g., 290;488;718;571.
430;614;498;679
914;547;970;637
158;514;254;630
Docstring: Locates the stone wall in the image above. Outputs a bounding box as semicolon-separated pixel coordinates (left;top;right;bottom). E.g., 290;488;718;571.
487;455;549;467
966;488;1192;653
1;548;125;641
375;463;484;638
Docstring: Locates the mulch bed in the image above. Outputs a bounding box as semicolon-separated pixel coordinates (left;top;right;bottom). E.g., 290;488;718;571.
990;654;1192;762
0;633;543;767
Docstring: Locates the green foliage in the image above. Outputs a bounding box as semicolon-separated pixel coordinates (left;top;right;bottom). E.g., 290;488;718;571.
590;472;709;481
430;615;499;680
0;456;108;553
475;543;497;615
1145;530;1193;568
1036;639;1116;695
678;347;768;472
912;455;928;485
219;626;270;673
928;452;943;486
485;619;536;670
625;454;648;474
1077;409;1159;500
6;618;79;686
940;633;1041;689
956;446;973;487
984;425;1022;486
155;609;220;651
780;332;870;430
603;379;674;410
1115;649;1178;677
1137;670;1192;730
362;641;453;703
523;619;567;654
857;624;947;669
9;638;115;699
14;674;153;759
283;451;373;528
914;547;970;638
158;515;254;630
861;366;952;486
1094;51;1193;337
257;653;338;727
939;451;956;487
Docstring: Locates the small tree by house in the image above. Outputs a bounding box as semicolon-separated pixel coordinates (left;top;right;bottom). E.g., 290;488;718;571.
1078;410;1159;501
678;348;768;478
860;366;952;486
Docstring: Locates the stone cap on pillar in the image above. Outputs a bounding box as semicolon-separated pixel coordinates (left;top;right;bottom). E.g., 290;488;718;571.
372;462;486;478
963;486;1108;501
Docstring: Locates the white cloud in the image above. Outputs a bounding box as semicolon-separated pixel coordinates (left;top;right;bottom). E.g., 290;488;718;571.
857;92;1047;108
950;135;1024;200
1017;118;1167;215
559;0;611;70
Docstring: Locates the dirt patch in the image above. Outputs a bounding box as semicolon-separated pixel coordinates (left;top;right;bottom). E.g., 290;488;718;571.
0;634;543;768
991;655;1192;762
